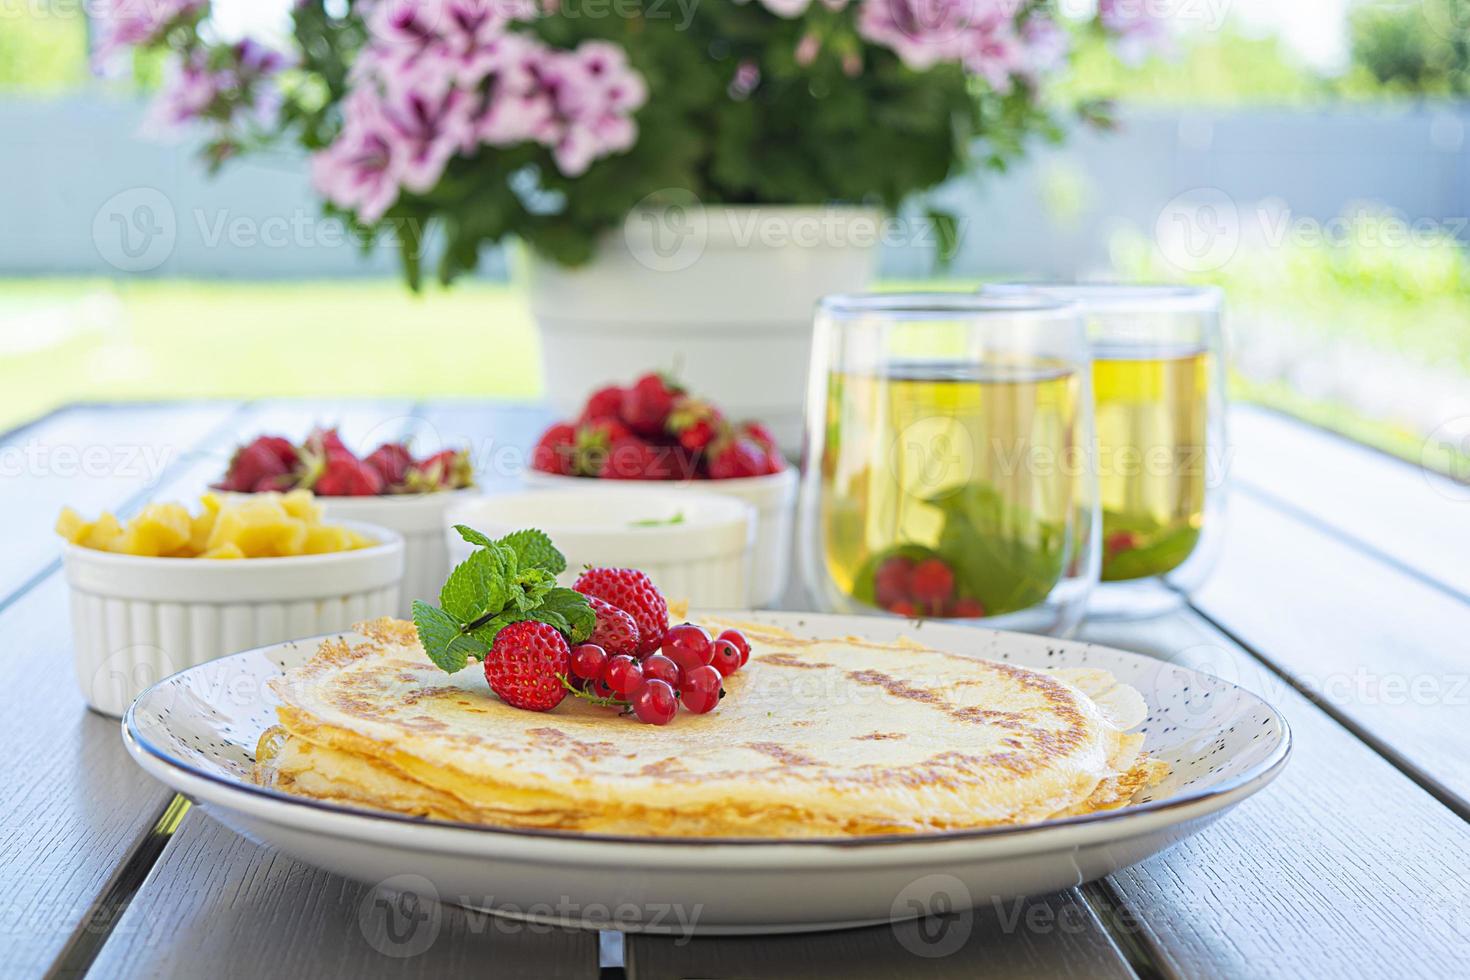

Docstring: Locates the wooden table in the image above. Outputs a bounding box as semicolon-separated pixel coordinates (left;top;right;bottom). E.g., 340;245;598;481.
5;400;1467;979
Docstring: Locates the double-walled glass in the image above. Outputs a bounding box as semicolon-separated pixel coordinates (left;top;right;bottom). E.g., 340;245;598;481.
988;284;1228;619
800;293;1099;637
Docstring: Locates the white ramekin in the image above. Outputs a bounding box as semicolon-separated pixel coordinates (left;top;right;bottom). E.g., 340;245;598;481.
223;489;477;617
447;489;755;608
61;521;404;717
519;470;796;607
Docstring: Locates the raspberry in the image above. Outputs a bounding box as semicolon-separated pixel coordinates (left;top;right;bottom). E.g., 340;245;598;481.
873;555;915;608
574;568;668;656
910;558;954;606
484;621;571;712
585;595;640;656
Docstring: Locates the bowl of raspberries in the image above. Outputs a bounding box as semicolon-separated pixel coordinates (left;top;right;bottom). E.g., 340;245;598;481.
215;427;477;616
526;374;796;607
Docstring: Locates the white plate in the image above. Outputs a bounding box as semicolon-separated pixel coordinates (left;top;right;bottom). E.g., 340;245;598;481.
122;611;1290;936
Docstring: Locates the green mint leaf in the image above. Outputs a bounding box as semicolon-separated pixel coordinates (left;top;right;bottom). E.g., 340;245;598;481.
630;512;685;528
496;528;566;576
533;588;596;643
509;567;557;613
412;601;482;673
466;610;532;649
440;543;516;623
454;524;497;550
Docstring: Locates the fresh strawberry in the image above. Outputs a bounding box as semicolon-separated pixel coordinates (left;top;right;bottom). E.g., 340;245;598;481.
580;385;626;423
602;434;678;480
738;422;784;472
569;419;629;477
314;450;384;496
585;595;640;656
620;373;683;437
217;441;290;492
408;449;474;490
364;442;413;486
668;396;725;454
574;567;669;657
532;422;578;475
484;621;571;711
305;426;347;458
253;435;299;469
707;436;768;479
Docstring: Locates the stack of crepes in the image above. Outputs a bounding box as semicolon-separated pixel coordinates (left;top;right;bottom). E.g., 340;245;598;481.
255;618;1168;837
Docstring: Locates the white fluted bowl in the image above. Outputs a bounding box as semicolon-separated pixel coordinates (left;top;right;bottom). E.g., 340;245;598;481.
520;469;796;607
447;489;755;608
62;521;403;717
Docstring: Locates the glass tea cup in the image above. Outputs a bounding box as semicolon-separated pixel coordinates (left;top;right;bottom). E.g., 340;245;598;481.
799;293;1099;637
987;284;1228;619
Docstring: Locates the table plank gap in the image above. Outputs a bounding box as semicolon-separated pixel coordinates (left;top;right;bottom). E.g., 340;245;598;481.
1186;598;1470;823
43;795;189;980
1079;880;1168;980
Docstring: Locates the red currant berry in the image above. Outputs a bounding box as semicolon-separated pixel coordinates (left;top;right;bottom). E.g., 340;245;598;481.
570;643;608;680
716;629;751;666
680;664;722;714
710;638;741;677
601;654;644;698
661;623;713;673
888;599;917;617
632;678;678;725
641;653;681;687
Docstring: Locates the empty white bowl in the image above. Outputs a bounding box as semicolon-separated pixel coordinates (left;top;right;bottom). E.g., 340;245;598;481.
61;521;403;717
446;489;754;608
519;469;796;607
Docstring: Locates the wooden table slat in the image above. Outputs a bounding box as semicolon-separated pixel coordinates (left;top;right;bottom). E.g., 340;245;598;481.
1081;613;1470;980
1229;406;1470;601
1192;490;1470;811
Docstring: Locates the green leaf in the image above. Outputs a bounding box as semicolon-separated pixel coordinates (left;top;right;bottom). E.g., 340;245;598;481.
467;610;534;649
508;567;557;613
630;512;685;527
454;524;496;550
440;544;516;623
496;528;566;575
532;588;596;643
412;601;483;673
925;206;960;266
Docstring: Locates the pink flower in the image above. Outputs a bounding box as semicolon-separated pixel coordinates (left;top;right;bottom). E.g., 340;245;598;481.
92;0;206;69
145;39;289;135
1099;0;1171;65
857;0;974;70
311;89;405;223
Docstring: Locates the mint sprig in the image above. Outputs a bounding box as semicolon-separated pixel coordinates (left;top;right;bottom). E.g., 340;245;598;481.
413;526;593;673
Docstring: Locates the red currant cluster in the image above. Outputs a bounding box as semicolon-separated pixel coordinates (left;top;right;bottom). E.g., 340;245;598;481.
563;624;751;725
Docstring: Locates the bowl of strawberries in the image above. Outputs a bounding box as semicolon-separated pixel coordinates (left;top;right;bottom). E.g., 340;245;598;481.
525;374;797;607
215;427;477;616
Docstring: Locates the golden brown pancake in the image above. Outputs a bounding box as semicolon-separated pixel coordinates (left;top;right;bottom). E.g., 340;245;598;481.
255;618;1167;837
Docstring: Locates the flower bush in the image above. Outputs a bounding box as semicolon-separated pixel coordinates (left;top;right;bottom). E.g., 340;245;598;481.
100;0;1163;283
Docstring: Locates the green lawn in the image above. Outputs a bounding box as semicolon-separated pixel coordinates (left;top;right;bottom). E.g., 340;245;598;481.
0;279;541;430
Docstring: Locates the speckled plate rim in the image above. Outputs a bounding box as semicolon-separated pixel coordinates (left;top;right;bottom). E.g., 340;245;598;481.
122;611;1292;853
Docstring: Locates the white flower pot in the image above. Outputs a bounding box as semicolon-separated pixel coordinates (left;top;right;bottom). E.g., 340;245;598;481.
526;204;882;451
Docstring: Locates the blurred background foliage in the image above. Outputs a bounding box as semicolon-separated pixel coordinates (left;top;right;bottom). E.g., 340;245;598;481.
1;2;1468;476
